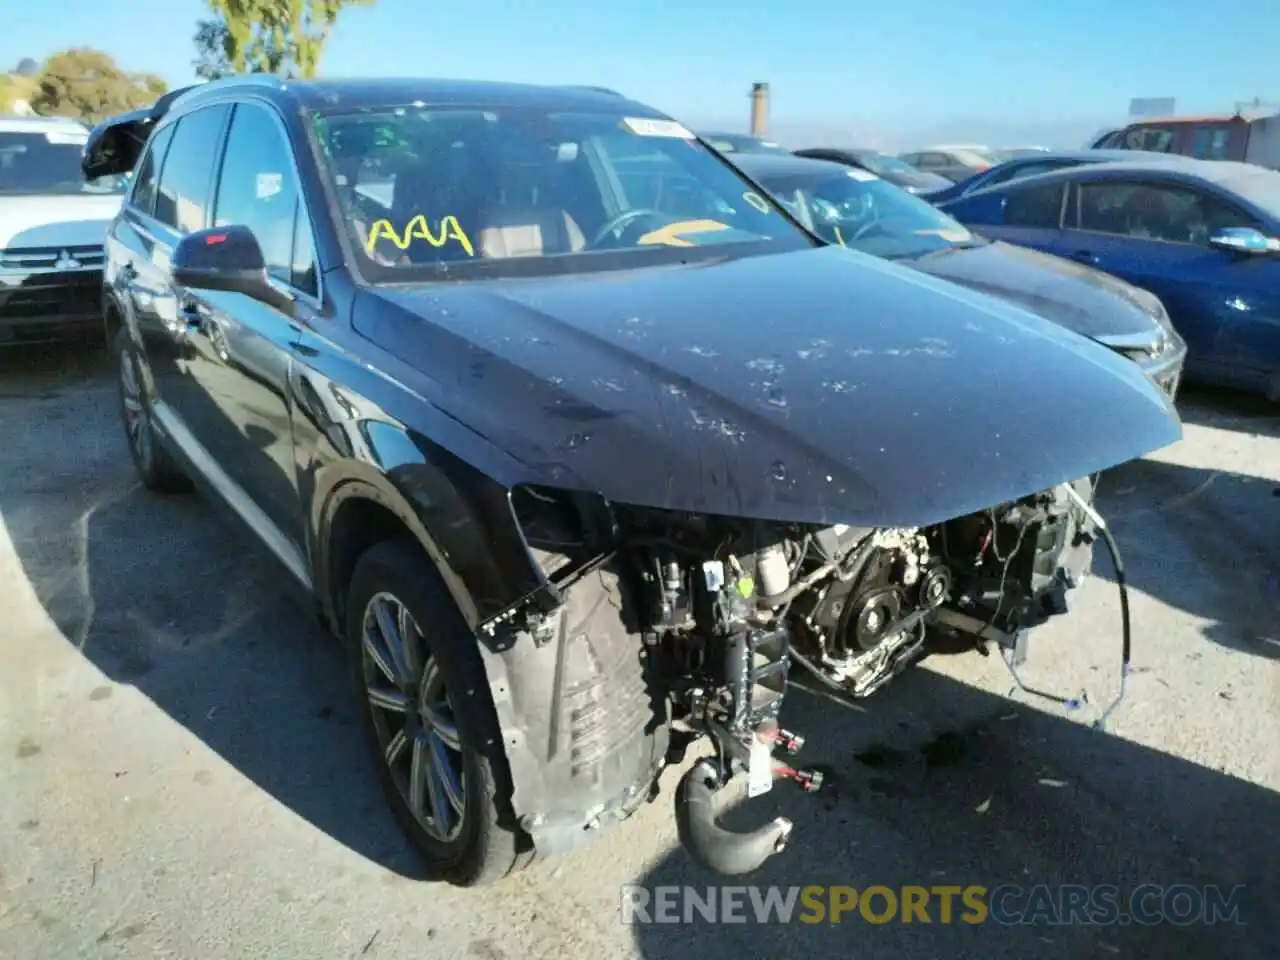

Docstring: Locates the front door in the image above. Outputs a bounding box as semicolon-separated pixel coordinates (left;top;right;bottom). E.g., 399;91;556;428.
1056;177;1277;386
176;100;323;579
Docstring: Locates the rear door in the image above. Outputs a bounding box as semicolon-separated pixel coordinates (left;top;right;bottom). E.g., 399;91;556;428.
966;179;1067;253
1056;176;1271;382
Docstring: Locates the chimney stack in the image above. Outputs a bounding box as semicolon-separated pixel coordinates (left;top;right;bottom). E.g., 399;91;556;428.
749;83;769;137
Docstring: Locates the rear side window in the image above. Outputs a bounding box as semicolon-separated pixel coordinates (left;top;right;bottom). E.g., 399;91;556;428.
213;102;314;291
129;123;176;217
153;104;231;234
1003;182;1064;228
1189;126;1231;160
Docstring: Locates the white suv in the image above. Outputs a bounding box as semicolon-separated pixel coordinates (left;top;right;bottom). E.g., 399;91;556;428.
0;114;127;346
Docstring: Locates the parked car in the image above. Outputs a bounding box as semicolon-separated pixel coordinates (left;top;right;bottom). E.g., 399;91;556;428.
84;76;1180;887
1091;112;1280;169
793;147;952;193
0;114;128;346
697;130;790;155
921;149;1185;204
937;159;1280;399
736;154;1187;398
898;145;1000;183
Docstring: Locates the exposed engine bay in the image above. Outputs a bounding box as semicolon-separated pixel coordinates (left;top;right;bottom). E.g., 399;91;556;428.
494;474;1114;876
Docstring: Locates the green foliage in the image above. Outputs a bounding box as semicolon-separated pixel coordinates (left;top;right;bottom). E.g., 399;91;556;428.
194;0;376;80
29;49;169;124
0;73;37;114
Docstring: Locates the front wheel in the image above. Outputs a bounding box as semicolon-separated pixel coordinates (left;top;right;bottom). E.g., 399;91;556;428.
344;537;530;886
114;329;191;493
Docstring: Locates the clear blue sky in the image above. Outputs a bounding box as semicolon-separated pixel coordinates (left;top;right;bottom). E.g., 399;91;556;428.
4;0;1278;147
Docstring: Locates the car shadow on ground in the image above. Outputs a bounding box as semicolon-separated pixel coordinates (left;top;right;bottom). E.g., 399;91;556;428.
1177;381;1280;442
1;342;427;879
631;665;1279;959
1096;458;1279;660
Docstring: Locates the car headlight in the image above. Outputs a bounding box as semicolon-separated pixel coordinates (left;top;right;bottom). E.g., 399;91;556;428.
1130;286;1177;339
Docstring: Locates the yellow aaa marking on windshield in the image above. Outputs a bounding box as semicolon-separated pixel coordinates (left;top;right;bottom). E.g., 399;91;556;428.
637;219;731;247
742;191;770;214
365;215;475;257
832;225;848;247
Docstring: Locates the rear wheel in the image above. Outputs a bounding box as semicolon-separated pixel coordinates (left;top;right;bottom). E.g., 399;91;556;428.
344;537;529;886
114;329;191;493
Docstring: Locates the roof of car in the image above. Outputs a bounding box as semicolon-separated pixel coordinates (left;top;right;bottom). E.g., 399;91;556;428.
1000;148;1177;164
1028;157;1254;181
174;74;662;116
733;152;850;180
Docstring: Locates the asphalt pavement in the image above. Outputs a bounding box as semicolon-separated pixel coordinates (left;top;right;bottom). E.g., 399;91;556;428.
1;344;1277;959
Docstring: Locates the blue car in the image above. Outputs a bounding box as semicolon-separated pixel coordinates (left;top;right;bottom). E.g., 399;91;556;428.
922;149;1184;205
938;160;1280;399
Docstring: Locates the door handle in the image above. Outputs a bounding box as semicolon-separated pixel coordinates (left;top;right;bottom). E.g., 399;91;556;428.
1066;249;1099;264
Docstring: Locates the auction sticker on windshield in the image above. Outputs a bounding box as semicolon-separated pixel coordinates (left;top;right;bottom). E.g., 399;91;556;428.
623;117;695;139
847;168;878;182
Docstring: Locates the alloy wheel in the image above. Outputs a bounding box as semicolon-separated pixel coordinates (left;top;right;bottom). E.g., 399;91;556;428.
119;350;152;467
361;591;466;842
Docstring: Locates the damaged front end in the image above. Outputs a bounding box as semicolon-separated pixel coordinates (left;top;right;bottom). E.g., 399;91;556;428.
472;473;1110;876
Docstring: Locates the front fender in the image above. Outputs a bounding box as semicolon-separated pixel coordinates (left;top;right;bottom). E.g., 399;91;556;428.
292;355;546;634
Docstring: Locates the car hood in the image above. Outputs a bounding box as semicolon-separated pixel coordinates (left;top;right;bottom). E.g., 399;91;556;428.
900;240;1164;341
364;245;1181;529
0;194;122;250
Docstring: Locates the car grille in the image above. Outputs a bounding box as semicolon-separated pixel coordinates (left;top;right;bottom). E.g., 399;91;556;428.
0;244;106;272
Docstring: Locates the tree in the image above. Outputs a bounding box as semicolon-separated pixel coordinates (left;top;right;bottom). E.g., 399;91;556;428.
31;49;169;123
0;74;37;114
15;57;39;77
194;0;375;80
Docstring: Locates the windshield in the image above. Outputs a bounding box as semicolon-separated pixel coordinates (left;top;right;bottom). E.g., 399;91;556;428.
311;107;811;280
853;152;924;177
0;129;126;195
762;168;981;259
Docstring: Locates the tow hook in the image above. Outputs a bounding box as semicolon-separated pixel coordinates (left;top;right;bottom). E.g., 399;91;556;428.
675;760;794;876
674;725;826;875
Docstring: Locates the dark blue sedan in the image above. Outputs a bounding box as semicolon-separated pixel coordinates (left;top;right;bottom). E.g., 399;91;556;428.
921;149;1184;204
938;160;1280;399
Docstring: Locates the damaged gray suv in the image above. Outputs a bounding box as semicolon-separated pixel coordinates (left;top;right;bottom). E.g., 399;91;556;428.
84;75;1181;886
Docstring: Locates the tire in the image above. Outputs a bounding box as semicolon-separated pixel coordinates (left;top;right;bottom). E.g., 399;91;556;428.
344;536;529;886
114;329;192;493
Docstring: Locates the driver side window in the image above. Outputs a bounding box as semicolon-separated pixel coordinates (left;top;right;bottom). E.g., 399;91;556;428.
1078;181;1258;245
213;102;315;294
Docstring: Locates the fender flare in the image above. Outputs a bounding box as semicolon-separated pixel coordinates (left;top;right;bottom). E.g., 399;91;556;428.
312;466;484;634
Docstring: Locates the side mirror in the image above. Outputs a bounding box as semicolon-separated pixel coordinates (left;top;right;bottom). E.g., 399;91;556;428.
1208;226;1278;255
172;225;295;314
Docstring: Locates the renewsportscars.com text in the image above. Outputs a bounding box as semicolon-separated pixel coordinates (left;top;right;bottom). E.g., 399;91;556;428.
620;884;1247;926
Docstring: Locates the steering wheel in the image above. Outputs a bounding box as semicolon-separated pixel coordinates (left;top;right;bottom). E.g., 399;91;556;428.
589;208;666;248
847;216;883;242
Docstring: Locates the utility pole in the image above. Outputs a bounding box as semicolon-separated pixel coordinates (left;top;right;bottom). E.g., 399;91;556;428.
749;83;769;136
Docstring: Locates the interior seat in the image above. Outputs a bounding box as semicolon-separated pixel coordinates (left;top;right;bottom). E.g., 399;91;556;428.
475;207;586;259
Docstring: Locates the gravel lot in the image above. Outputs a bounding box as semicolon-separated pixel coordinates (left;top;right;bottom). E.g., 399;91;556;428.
2;344;1277;960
